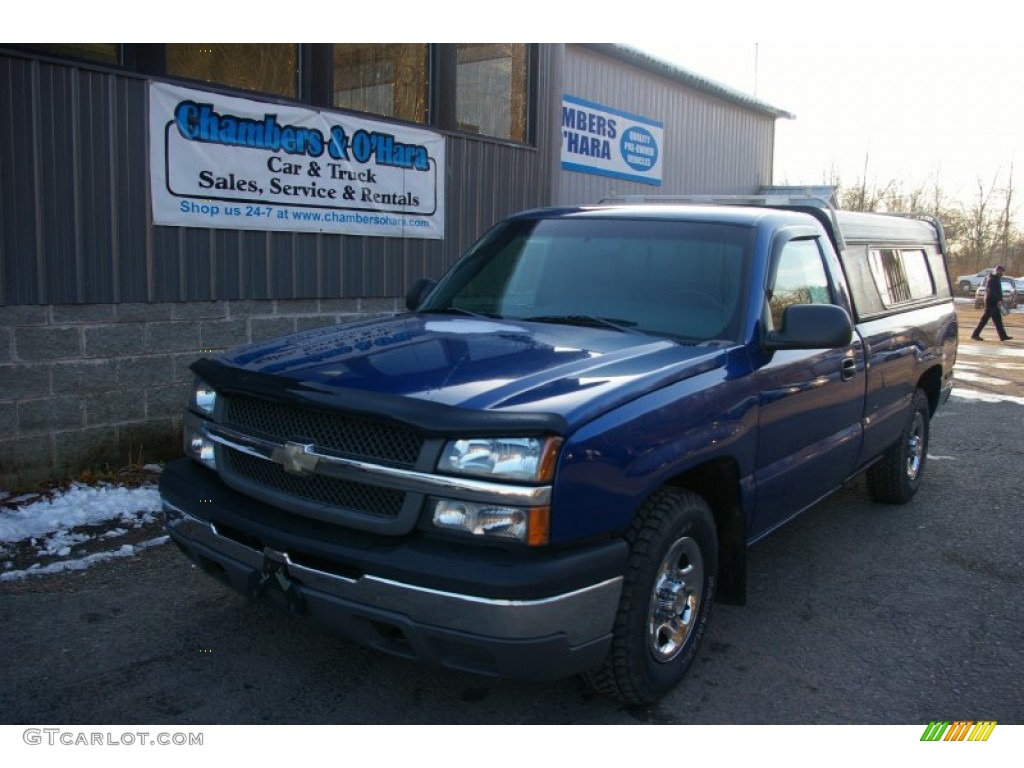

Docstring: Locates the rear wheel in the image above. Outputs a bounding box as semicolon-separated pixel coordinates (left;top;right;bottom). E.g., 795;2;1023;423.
866;388;930;504
583;488;717;705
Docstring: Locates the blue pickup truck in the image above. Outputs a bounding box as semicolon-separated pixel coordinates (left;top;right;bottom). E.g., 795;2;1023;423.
160;198;957;704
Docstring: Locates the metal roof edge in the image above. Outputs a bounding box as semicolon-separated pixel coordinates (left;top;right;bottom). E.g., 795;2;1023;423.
579;43;796;120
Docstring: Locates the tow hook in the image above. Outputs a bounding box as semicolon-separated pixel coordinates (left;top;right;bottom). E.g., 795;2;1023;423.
247;547;305;614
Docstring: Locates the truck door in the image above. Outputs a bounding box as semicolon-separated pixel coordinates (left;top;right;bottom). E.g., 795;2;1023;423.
750;234;866;539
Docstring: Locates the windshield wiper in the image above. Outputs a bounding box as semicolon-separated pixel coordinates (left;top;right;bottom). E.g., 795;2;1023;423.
523;314;642;334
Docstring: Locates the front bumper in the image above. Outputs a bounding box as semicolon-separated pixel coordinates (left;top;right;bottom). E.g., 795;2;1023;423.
161;458;625;680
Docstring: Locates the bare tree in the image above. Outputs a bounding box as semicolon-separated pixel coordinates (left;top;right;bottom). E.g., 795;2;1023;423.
995;165;1016;272
834;154;899;212
959;174;1002;270
789;159;1021;274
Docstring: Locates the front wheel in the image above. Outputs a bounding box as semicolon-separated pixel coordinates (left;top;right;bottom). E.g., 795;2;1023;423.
866;388;930;504
583;488;717;705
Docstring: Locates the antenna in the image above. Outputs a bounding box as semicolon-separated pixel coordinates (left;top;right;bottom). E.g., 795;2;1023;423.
754;43;759;98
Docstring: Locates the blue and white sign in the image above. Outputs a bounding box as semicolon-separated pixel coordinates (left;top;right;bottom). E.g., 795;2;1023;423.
149;82;445;239
561;95;663;186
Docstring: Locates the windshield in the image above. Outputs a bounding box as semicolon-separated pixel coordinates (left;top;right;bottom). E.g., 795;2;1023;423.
421;217;751;342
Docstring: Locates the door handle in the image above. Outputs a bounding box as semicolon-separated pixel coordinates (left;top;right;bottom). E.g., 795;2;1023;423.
840;357;857;382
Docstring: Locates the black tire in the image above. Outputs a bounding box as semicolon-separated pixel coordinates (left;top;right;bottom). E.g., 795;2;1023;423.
866;388;930;504
583;488;717;705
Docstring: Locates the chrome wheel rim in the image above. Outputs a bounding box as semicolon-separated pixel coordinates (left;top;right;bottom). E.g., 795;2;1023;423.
648;536;704;662
906;412;925;481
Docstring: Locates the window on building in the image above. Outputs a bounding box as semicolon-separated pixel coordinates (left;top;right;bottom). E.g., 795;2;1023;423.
455;44;529;141
166;44;299;99
332;44;429;124
27;44;119;65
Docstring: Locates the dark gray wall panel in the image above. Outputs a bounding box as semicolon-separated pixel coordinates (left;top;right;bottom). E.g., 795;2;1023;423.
1;56;43;303
150;226;181;302
37;63;81;303
181;227;215;301
78;70;117;304
266;232;295;300
242;231;271;301
294;235;320;299
320;235;343;298
211;228;242;301
113;76;150;303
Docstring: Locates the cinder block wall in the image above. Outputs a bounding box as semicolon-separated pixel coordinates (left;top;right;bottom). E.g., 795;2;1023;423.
0;299;400;490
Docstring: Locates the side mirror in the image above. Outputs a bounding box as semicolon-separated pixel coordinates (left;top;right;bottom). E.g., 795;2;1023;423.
766;304;853;350
405;278;436;311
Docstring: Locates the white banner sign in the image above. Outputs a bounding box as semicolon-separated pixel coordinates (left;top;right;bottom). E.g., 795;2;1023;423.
149;82;445;238
561;94;663;186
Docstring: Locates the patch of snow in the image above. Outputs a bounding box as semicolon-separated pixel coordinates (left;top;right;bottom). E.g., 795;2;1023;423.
40;530;91;556
0;484;165;580
957;343;1024;358
954;371;1011;387
0;484;161;544
0;536;169;582
951;388;1024;406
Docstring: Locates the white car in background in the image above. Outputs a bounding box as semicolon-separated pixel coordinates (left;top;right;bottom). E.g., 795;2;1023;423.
974;277;1018;309
957;268;995;294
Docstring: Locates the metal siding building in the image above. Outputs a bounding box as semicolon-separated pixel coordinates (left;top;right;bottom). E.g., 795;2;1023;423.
0;43;788;487
558;45;789;205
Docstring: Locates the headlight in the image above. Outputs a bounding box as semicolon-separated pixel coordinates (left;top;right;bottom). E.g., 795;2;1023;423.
189;377;217;417
183;412;216;470
431;499;549;545
438;436;561;482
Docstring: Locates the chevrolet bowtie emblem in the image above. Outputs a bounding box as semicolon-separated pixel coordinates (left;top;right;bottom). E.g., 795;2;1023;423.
271;441;320;476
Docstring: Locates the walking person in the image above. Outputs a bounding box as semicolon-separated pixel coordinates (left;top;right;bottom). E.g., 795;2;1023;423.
971;265;1014;341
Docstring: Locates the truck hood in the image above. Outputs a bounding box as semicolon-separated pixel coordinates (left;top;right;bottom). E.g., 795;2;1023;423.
209;314;730;428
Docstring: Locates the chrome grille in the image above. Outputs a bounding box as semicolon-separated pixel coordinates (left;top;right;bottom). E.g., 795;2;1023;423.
224;394;422;468
218;394;425;528
224;449;405;518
